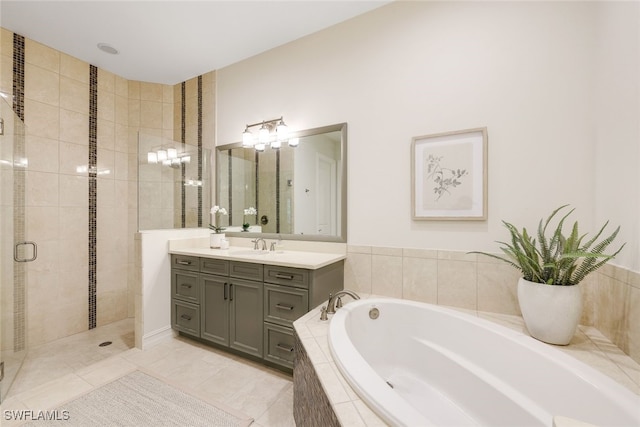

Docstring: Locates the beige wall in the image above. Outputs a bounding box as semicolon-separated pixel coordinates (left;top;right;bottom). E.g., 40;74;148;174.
0;28;216;347
216;2;639;363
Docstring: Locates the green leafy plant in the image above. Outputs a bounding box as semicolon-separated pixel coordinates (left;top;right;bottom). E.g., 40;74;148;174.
470;205;624;286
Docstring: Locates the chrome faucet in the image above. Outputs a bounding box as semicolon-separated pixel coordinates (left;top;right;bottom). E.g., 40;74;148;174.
251;238;267;250
326;290;360;315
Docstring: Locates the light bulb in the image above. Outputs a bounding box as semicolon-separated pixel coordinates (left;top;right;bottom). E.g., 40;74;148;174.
271;139;281;149
288;137;300;147
147;152;158;164
157;149;167;161
276;120;288;141
255;142;266;152
258;124;270;143
242;128;254;147
167;148;177;159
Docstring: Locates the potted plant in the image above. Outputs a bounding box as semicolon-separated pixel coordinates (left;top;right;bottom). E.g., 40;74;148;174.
209;206;228;248
242;207;257;232
471;205;624;345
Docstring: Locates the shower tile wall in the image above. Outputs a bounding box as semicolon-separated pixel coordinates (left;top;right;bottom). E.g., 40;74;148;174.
0;30;176;347
345;245;640;366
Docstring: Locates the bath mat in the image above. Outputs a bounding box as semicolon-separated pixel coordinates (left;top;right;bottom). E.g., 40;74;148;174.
24;370;253;427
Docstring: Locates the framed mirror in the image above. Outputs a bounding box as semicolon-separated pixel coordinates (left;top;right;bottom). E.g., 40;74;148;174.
216;123;347;242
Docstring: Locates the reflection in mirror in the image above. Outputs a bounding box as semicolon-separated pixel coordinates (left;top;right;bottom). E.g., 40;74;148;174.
217;123;347;242
138;133;211;230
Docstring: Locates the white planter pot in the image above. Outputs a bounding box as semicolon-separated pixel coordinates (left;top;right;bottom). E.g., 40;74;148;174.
210;233;225;248
517;278;583;345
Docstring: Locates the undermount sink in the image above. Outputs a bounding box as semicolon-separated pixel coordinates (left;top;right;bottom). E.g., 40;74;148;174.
232;249;270;256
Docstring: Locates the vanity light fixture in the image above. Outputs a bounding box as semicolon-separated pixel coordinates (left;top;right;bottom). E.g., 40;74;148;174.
146;146;193;166
242;116;296;151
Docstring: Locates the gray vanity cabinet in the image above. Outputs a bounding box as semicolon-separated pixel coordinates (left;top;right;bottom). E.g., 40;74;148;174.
200;273;229;346
228;277;263;357
171;255;201;336
262;261;344;369
200;261;263;359
171;253;343;371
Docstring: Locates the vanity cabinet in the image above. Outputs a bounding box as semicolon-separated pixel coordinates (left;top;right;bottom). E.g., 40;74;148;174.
200;260;263;359
170;253;343;371
171;255;201;336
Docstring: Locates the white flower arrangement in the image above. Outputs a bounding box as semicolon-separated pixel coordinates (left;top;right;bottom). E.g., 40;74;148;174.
243;207;257;230
209;206;228;233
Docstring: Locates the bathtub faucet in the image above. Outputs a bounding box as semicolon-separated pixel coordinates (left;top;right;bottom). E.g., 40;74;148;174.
326;290;360;315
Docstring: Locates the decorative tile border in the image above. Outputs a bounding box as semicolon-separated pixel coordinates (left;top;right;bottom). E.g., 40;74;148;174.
180;81;186;228
12;32;26;351
88;64;98;329
275;150;280;232
227;148;233;225
197;75;203;227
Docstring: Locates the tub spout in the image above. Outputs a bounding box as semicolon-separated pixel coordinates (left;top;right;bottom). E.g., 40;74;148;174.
326;290;360;315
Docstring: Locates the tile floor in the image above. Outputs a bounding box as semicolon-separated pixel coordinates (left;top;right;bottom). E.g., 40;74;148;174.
0;318;295;426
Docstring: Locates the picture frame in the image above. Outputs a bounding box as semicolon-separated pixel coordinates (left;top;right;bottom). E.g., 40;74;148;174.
411;127;487;220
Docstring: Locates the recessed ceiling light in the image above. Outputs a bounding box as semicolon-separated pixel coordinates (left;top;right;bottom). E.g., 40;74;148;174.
97;43;118;55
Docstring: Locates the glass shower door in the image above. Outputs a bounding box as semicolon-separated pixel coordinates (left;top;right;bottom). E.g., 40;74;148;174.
0;96;29;403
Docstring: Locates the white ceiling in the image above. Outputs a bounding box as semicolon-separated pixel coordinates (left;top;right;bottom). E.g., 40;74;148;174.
1;1;390;85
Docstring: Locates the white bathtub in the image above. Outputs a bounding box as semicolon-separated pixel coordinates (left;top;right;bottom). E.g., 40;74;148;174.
328;298;640;427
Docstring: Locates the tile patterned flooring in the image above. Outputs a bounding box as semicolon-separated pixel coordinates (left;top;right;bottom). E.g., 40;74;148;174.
0;318;295;426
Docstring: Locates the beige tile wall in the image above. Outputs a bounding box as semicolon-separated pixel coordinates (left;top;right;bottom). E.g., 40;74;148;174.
22;38;90;346
345;245;640;365
3;29;187;346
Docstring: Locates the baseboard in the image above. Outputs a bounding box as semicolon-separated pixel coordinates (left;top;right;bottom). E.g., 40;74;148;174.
142;326;174;350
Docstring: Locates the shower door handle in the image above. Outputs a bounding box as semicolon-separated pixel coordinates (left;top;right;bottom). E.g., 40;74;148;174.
14;241;37;262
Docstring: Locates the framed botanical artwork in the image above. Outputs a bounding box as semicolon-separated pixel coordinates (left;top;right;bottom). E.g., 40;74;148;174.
411;127;487;220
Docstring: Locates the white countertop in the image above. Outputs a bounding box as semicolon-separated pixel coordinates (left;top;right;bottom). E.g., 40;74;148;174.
169;244;346;270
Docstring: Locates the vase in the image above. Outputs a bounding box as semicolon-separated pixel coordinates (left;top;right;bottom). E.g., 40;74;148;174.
517;277;583;345
210;233;225;248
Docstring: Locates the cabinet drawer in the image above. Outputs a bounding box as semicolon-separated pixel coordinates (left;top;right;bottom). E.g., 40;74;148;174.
263;323;295;368
264;265;308;289
230;261;264;281
172;300;200;337
264;284;308;327
172;270;199;303
171;254;199;272
200;258;229;276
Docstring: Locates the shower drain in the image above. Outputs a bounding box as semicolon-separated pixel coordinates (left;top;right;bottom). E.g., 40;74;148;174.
98;341;112;347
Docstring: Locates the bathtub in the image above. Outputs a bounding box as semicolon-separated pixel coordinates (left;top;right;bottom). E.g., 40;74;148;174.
328;298;640;427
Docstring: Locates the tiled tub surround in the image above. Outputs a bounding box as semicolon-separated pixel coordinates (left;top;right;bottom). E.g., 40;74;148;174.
345;245;640;366
293;296;640;426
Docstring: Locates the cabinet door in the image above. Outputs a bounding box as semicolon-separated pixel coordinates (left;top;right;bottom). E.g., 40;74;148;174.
200;274;229;346
229;278;263;358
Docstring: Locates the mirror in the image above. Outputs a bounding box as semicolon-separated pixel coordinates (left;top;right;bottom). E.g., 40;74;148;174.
216;123;347;242
138;133;211;230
